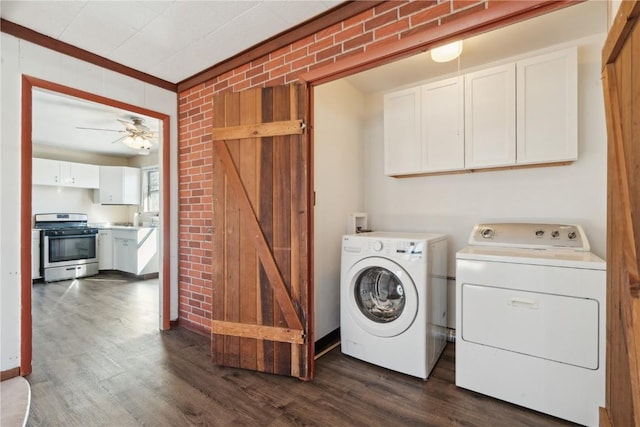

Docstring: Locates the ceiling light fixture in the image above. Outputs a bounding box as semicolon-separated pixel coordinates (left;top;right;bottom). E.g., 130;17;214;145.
430;40;463;63
119;117;156;155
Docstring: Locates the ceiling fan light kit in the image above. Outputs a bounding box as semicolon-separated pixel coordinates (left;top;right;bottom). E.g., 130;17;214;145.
76;116;157;155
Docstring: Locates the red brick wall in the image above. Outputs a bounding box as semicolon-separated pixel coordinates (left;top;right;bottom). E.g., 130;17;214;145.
177;0;509;333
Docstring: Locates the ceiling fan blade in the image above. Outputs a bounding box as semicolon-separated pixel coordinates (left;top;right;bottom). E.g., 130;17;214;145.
76;126;124;133
110;135;127;144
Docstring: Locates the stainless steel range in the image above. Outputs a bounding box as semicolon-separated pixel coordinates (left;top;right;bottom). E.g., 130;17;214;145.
34;213;99;282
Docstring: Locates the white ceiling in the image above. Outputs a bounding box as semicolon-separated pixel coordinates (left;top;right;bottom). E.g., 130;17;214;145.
0;0;342;84
32;89;161;157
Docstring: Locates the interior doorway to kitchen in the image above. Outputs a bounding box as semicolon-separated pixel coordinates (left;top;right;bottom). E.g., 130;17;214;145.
20;75;171;375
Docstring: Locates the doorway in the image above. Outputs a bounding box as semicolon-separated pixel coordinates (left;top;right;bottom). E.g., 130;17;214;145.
21;76;171;375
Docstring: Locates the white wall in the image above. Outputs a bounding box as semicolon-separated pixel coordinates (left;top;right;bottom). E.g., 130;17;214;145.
362;36;607;328
314;79;365;340
1;33;179;372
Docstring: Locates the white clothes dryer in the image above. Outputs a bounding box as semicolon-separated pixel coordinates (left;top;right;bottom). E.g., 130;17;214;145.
340;231;448;379
456;223;606;427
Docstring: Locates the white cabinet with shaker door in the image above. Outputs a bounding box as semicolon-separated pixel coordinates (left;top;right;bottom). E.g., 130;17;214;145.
464;63;516;169
99;166;140;205
516;47;578;165
32;158;99;188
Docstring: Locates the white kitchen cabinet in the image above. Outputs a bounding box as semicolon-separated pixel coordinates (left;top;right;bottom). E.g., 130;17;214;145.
32;158;99;188
32;229;41;280
113;236;137;274
516;47;578;165
99;166;140;205
464;63;516;169
112;228;158;275
420;76;464;172
32;158;61;186
97;229;113;270
383;87;421;176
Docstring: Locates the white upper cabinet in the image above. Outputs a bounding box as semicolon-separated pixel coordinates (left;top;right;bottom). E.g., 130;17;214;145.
384;87;421;176
383;46;578;176
99;166;140;205
421;76;464;172
32;158;99;188
464;63;516;169
32;158;60;186
516;47;578;164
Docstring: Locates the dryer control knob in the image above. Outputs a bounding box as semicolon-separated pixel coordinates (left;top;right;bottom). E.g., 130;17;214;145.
373;241;383;251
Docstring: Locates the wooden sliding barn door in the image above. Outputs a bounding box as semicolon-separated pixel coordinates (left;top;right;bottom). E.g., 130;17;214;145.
601;2;640;425
210;84;312;379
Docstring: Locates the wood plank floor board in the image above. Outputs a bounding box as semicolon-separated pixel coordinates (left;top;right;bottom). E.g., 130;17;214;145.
27;273;577;426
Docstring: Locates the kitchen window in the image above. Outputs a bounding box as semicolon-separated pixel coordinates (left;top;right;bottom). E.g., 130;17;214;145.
141;166;160;213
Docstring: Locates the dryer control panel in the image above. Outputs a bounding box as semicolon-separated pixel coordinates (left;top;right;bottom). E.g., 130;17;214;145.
468;223;589;251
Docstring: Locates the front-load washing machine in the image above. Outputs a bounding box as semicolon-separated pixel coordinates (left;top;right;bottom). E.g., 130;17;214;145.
340;231;448;379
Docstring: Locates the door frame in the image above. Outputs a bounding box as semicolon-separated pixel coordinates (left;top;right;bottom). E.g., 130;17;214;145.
20;75;171;375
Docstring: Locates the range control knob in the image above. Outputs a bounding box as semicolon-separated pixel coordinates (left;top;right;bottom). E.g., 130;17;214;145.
480;228;495;239
373;241;383;251
568;231;577;240
535;230;545;237
551;230;560;238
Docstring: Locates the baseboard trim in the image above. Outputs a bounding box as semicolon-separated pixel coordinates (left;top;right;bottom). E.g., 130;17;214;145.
314;328;340;357
1;367;20;381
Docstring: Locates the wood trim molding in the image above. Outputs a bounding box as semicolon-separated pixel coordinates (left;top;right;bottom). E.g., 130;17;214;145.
602;1;640;66
1;19;177;92
20;77;33;375
300;0;578;86
1;367;21;381
177;1;385;92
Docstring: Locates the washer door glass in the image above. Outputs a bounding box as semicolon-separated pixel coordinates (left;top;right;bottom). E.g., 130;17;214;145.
355;267;405;323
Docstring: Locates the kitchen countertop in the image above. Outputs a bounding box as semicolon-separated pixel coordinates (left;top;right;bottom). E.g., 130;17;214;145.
91;223;157;230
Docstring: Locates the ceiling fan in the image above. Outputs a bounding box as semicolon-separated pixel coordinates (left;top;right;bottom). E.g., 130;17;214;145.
76;117;157;155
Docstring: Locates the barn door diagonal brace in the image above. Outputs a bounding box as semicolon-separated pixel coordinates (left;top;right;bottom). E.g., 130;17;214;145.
212;138;305;333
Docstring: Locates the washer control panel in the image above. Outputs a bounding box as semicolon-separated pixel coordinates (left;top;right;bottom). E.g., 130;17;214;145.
469;223;589;250
342;233;429;261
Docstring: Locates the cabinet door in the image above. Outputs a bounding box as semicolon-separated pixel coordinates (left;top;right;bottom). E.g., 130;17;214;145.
69;162;100;189
384;87;421;176
98;230;113;270
32;158;61;186
121;167;141;205
421;76;464;172
113;237;136;273
517;48;578;164
99;166;140;204
465;63;516;169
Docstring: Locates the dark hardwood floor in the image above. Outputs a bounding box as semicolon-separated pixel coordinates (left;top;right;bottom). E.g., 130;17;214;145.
28;273;575;426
